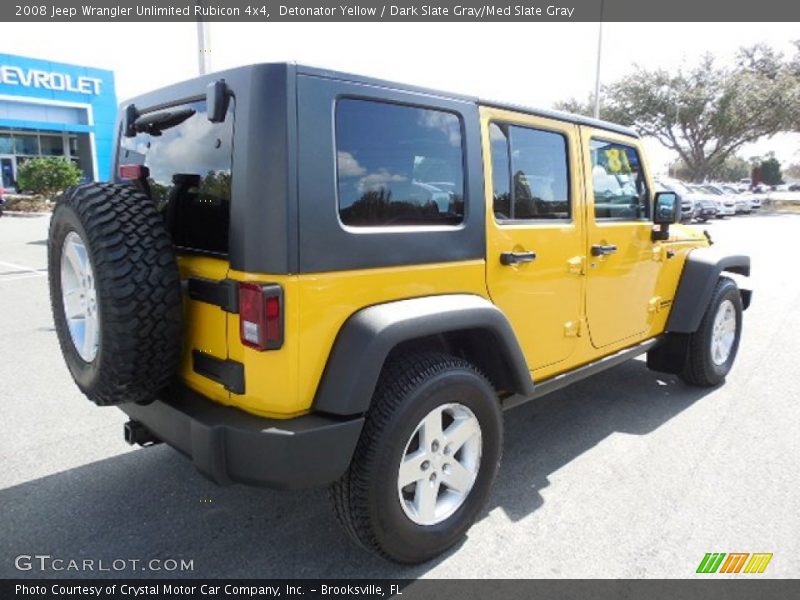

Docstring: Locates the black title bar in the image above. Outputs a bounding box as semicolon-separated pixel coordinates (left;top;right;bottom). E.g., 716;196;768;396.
3;0;800;22
3;579;800;600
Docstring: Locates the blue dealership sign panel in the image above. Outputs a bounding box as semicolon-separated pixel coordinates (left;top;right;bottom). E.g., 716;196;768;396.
0;53;117;183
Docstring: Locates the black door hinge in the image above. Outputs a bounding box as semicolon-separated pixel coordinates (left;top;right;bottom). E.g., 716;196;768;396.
192;350;245;394
187;278;239;313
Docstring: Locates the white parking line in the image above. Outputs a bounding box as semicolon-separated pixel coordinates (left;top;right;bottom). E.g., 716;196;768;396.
0;260;47;277
0;273;47;282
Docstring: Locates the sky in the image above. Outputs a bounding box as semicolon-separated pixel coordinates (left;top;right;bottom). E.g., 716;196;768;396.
2;21;798;174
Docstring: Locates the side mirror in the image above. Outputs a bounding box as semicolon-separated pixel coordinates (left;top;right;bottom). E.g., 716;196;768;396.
653;191;680;225
652;191;680;241
206;79;230;123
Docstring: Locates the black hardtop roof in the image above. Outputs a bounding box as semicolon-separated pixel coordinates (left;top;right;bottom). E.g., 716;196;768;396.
296;63;639;138
123;62;639;139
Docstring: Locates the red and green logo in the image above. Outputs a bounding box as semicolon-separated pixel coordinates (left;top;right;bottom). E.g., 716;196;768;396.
697;552;773;574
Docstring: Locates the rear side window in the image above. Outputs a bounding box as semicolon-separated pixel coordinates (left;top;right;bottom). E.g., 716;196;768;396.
118;100;234;255
335;99;465;227
489;122;570;220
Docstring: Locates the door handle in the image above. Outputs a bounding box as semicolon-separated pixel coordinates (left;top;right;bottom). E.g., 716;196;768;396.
500;251;537;266
590;244;618;257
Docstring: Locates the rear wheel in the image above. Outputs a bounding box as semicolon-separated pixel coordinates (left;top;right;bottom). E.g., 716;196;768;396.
680;277;743;387
330;353;502;564
48;183;183;406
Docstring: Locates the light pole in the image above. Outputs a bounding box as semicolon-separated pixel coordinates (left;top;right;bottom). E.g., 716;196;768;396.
196;20;211;75
593;0;605;119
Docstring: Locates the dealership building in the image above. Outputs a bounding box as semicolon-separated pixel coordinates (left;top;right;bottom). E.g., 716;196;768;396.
0;53;117;190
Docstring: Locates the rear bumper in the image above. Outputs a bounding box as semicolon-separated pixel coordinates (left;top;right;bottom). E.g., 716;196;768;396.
120;387;364;490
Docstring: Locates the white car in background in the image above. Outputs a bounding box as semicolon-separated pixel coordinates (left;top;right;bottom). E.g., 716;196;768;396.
692;184;735;217
723;184;760;210
710;184;751;214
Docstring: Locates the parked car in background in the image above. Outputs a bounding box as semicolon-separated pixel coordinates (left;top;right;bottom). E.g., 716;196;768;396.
695;184;735;217
730;184;763;209
734;196;752;214
723;185;760;211
788;183;800;192
705;183;751;214
658;178;716;222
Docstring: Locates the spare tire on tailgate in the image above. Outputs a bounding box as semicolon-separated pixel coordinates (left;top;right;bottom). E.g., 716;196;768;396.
48;182;183;406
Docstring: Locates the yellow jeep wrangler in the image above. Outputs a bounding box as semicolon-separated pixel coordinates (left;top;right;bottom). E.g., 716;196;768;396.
47;64;750;564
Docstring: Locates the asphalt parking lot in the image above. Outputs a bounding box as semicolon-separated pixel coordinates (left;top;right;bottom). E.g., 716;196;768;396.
0;211;798;579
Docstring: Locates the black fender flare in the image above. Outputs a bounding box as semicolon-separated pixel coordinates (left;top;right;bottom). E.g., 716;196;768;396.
665;247;751;334
312;294;534;416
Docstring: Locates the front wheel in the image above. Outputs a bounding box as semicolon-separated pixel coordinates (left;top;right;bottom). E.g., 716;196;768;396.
330;353;502;564
680;277;743;387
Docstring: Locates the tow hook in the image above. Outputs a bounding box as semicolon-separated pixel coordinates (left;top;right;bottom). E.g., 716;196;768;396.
124;420;161;447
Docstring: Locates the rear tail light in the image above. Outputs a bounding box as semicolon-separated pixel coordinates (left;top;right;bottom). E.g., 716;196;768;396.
118;164;149;180
239;283;283;351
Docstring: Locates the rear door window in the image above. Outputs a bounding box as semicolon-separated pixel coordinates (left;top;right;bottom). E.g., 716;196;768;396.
119;100;234;255
489;122;570;221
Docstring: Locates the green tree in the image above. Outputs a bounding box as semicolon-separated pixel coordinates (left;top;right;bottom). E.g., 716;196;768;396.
669;155;751;182
758;156;784;185
785;162;800;180
556;42;800;182
716;156;752;182
16;157;83;198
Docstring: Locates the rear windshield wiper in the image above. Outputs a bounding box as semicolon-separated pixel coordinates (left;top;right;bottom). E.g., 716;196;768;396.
133;108;196;136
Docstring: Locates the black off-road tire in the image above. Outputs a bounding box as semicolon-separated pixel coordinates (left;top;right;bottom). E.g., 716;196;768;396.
679;277;743;387
330;352;502;564
48;183;182;406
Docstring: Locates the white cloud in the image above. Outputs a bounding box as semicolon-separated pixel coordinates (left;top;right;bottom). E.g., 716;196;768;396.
418;110;461;147
357;169;407;193
337;151;366;177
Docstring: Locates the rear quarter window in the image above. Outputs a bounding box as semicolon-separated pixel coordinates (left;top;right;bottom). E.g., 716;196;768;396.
335;99;465;228
118;99;234;255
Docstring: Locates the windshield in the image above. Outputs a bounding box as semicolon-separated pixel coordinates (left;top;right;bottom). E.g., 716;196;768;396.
702;186;723;195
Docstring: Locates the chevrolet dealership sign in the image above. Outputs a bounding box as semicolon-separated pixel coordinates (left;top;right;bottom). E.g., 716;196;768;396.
0;52;117;180
0;64;102;95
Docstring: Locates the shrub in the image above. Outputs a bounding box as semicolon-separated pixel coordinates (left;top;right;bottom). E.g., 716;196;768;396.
16;157;83;198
